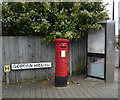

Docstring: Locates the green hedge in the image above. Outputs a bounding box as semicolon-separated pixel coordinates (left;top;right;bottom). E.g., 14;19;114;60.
2;2;108;42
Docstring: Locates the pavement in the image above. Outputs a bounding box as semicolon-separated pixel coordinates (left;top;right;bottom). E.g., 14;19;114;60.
1;50;120;99
1;68;119;99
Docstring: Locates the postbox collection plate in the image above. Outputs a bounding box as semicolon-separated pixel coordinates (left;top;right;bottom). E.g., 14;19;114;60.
61;50;66;57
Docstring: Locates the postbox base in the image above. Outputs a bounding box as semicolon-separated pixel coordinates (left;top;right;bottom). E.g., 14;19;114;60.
55;76;68;87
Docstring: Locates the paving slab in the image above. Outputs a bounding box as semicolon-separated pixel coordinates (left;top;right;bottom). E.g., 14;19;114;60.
2;68;119;99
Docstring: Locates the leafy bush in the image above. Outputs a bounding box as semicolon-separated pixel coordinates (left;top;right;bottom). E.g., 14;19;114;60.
2;2;108;42
116;39;120;49
75;58;85;75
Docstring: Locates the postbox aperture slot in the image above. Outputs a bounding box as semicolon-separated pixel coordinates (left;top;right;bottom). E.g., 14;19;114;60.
60;46;66;48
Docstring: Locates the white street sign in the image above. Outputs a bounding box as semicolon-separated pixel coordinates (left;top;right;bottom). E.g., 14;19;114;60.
11;62;51;70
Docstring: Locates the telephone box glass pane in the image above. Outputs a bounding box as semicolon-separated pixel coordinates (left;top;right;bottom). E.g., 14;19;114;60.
87;57;104;78
88;25;105;54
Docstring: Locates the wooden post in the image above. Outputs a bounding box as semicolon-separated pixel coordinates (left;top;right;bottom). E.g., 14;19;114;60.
69;44;72;76
6;72;10;85
46;68;49;80
116;31;120;68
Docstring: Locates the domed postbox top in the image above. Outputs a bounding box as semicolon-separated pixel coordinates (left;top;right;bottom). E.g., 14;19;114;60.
53;38;70;43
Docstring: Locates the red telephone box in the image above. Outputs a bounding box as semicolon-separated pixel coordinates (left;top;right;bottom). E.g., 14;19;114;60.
53;38;70;87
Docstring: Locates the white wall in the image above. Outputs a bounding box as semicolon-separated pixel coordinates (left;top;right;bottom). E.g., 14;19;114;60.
103;0;119;35
118;1;120;32
114;0;119;35
103;0;113;20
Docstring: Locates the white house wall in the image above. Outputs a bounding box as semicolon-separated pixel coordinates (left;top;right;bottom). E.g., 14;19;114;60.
118;1;120;31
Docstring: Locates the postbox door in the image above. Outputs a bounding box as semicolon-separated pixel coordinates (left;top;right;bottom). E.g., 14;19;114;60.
55;43;68;76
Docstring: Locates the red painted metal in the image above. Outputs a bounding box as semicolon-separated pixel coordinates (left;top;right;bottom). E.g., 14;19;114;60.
53;38;70;76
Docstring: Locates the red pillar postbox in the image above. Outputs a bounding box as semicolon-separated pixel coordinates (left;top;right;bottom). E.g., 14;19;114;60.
53;38;70;87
